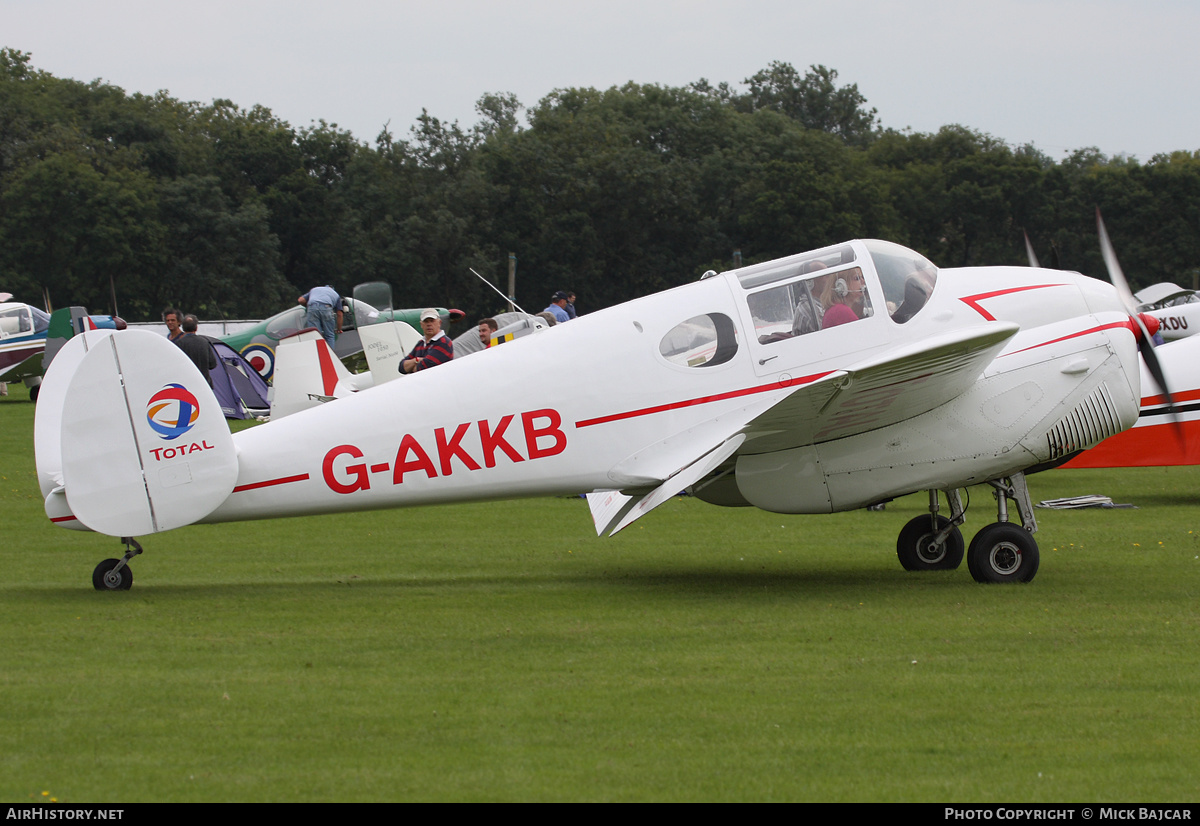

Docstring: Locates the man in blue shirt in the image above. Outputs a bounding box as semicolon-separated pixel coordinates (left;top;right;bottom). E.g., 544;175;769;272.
298;285;343;348
543;291;571;324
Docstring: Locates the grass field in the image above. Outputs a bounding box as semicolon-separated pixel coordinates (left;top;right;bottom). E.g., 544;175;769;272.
2;384;1199;802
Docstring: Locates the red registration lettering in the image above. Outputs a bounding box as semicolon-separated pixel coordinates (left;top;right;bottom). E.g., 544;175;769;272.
323;444;370;494
478;415;525;468
522;409;566;460
435;423;482;476
393;433;437;484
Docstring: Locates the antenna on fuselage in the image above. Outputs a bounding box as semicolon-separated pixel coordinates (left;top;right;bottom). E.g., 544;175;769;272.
470;268;531;316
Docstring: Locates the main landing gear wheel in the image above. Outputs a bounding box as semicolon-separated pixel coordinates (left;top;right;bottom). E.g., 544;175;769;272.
93;558;133;591
967;523;1040;583
896;515;964;571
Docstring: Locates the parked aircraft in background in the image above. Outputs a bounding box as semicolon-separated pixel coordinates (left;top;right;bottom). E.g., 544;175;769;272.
1063;333;1200;468
36;217;1171;590
0;295;50;396
222;291;463;380
1;298;123;401
1134;283;1200;342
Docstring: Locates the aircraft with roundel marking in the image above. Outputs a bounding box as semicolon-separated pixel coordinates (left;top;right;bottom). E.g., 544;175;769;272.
35;217;1175;589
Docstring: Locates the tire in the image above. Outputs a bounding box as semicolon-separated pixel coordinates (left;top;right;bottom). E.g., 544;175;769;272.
896;515;964;571
93;558;133;591
967;523;1040;583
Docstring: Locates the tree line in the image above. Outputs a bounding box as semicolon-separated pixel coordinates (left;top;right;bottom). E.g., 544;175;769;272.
1;48;1197;324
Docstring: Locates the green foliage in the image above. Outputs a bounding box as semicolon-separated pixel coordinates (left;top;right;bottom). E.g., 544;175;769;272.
1;52;1199;323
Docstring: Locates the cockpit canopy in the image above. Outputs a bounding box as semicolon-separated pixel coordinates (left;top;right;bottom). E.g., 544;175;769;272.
0;303;50;338
862;240;938;324
732;240;939;341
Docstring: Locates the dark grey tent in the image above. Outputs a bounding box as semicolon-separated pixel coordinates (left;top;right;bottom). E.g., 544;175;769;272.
202;336;271;419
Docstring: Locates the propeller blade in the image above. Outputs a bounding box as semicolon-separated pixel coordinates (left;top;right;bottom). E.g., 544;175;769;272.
1096;208;1138;315
1096;207;1184;444
1023;232;1041;268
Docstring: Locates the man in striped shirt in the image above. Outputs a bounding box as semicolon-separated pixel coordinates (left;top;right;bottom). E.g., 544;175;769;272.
400;309;454;373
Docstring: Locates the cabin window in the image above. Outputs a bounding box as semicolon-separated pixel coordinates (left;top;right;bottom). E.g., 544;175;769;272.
0;305;33;338
659;313;739;368
865;240;938;324
31;306;50;334
736;245;857;290
747;266;873;344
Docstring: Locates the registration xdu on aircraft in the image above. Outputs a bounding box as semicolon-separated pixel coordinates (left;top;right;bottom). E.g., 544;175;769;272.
36;228;1163;589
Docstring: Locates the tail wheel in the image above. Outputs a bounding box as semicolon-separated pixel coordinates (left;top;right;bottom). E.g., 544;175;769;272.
897;515;964;571
93;559;133;591
967;523;1040;583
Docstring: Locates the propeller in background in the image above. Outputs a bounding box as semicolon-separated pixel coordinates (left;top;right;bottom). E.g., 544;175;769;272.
1023;231;1041;268
1096;207;1184;442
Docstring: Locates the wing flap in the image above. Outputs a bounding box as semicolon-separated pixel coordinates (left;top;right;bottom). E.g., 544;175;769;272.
590;434;747;537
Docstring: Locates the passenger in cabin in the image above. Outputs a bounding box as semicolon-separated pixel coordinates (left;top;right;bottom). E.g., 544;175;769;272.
821;268;869;329
791;261;834;336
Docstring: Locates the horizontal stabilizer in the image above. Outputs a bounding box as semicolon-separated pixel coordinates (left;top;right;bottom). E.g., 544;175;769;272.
58;330;238;536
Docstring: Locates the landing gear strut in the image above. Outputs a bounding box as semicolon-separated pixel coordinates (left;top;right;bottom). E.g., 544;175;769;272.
92;537;142;591
896;489;965;571
966;474;1040;583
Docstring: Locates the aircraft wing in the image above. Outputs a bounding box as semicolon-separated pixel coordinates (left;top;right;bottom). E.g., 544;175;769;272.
587;322;1017;536
740;322;1019;454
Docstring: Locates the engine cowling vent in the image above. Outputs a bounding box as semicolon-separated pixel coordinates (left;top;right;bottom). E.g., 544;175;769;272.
1046;383;1123;459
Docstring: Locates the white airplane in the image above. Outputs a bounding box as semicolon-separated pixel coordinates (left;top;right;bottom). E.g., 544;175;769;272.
1135;283;1200;342
35;220;1171;590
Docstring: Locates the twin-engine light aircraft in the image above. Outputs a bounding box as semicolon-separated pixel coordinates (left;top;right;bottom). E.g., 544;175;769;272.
36;228;1162;589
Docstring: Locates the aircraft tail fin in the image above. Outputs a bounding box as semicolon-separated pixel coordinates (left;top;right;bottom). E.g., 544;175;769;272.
38;330;239;536
359;320;421;385
270;332;361;419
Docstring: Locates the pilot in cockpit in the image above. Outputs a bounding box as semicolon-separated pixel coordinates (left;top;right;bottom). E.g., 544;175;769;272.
821;268;870;328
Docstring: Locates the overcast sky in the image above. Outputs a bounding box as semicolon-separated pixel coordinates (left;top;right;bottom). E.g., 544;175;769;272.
5;0;1197;161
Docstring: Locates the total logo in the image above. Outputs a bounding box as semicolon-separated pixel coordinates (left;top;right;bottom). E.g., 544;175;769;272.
146;383;200;440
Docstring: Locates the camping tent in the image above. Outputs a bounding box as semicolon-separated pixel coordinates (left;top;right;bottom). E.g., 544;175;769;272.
203;336;271;419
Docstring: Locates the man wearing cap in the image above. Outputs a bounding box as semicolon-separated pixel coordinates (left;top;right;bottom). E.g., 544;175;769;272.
400;309;454;373
298;284;343;348
543;291;571;324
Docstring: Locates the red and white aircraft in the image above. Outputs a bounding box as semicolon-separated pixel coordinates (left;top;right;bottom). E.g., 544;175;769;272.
36;226;1167;589
1135;283;1200;343
1063;333;1200;468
